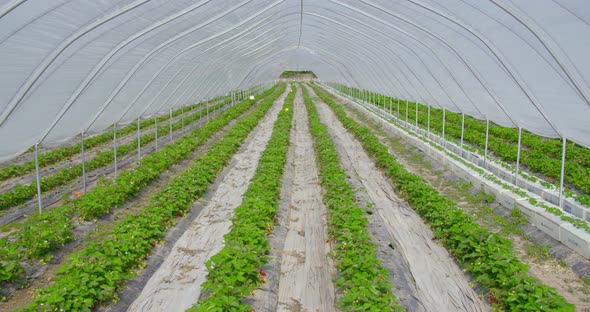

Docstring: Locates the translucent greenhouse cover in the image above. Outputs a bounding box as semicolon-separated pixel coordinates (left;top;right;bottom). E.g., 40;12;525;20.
0;0;589;161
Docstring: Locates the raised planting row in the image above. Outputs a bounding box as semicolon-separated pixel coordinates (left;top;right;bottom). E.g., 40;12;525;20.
313;84;574;311
0;101;227;211
192;85;295;311
338;85;590;206
0;95;231;183
303;85;402;311
18;84;287;311
0;86;281;286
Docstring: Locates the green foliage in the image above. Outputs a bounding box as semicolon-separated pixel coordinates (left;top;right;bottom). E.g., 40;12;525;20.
21;84;285;311
0;99;219;184
0;101;223;211
342;85;590;207
192;84;294;311
303;86;403;311
279;70;317;78
313;84;573;311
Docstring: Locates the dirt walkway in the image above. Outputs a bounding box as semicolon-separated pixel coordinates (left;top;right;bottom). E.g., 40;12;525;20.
249;87;337;311
126;88;289;312
309;86;488;312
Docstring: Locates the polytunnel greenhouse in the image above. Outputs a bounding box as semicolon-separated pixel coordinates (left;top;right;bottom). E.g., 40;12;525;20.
1;0;590;311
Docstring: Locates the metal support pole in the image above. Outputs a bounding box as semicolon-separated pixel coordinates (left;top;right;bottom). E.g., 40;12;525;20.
154;116;158;152
81;131;86;193
427;105;431;138
114;123;117;177
442;108;446;142
397;98;400;116
415;101;418;128
514;127;522;185
34;144;42;214
389;97;392;115
484;119;489;168
460;113;465;157
169;108;173;141
405;100;409;123
137;118;141;164
558;137;567;208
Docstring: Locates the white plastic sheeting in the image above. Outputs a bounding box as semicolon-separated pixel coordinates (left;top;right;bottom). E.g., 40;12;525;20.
0;0;589;161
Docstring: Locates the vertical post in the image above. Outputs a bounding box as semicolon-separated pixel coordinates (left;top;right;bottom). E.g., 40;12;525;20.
154;116;158;152
558;137;567;208
181;105;185;132
137;118;141;164
206;99;209;121
169;108;173;142
460;113;465;157
484;119;489;167
397;98;400;116
515;127;522;185
81;132;86;193
427;105;431;138
415;101;418;128
389;97;392;115
114;123;118;177
405;100;409;123
34;144;42;214
442;108;446;142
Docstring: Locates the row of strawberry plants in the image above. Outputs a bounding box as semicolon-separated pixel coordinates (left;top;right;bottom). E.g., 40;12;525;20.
20;84;286;312
0;86;280;285
314;84;574;311
349;87;590;169
0;96;230;183
0;100;227;211
345;86;590;206
192;84;295;311
303;86;402;311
